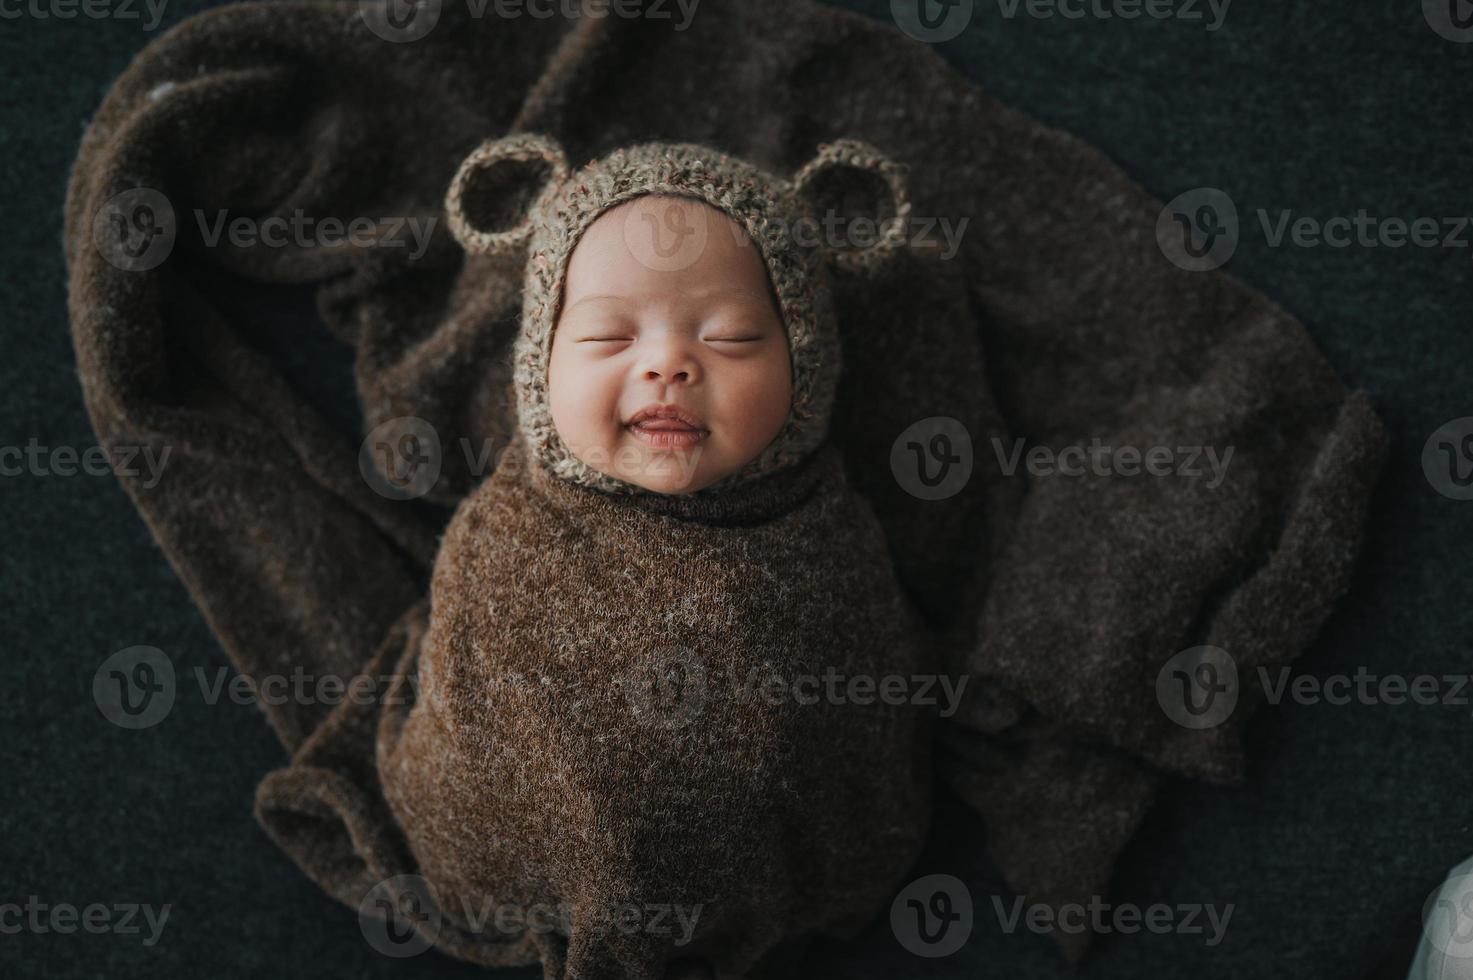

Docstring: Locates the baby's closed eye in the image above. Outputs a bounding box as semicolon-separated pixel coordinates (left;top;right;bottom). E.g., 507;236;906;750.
704;332;764;342
700;315;781;345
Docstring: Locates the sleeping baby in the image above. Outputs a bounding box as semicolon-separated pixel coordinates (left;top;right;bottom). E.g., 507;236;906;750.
370;134;935;979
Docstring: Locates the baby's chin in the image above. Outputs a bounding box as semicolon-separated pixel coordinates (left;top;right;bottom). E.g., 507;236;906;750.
573;433;740;495
622;470;713;495
610;444;721;495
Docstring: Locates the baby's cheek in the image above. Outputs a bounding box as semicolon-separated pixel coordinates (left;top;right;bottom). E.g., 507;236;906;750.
547;348;616;448
721;355;792;450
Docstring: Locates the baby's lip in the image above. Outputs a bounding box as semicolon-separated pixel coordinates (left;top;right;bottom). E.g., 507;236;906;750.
624;404;708;431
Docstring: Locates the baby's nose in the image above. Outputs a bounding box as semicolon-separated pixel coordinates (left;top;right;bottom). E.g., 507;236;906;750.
640;339;700;384
644;365;692;383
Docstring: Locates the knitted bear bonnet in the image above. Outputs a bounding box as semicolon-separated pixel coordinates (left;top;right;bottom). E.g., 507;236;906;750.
443;132;913;495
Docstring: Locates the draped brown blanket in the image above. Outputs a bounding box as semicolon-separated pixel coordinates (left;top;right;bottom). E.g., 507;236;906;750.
63;0;1388;971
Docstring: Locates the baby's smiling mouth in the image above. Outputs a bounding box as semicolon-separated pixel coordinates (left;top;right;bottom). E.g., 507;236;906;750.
624;404;710;449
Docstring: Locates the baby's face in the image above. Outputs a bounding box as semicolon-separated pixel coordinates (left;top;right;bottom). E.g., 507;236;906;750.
547;195;793;494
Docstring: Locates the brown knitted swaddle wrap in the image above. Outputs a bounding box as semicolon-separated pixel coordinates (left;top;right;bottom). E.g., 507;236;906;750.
380;440;931;978
265;135;934;978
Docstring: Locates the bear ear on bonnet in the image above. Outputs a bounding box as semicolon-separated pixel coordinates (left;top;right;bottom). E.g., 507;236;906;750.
445;133;914;272
790;139;914;274
445;132;570;256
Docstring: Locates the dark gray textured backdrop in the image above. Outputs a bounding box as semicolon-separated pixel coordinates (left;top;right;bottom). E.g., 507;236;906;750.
2;1;1469;977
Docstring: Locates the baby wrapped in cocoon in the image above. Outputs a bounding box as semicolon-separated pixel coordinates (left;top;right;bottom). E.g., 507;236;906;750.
364;135;938;979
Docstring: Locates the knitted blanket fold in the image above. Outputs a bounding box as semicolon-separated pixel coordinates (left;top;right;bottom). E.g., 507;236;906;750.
64;0;1388;969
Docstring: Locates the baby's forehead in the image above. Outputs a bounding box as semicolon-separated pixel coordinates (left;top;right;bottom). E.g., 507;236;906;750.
579;193;755;250
561;193;780;313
